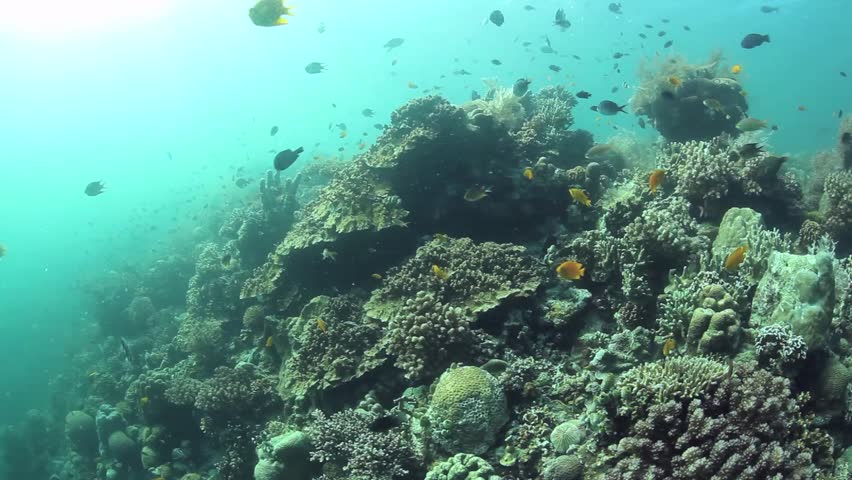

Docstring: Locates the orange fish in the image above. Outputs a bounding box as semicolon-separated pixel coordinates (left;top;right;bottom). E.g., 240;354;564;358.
523;167;534;180
668;76;681;87
317;318;328;333
556;260;585;280
724;245;748;271
569;188;591;207
265;336;273;348
731;64;742;74
648;169;666;193
662;337;676;356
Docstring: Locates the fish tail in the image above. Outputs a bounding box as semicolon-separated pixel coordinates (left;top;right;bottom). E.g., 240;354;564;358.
619;104;628;112
764;35;770;42
295;146;304;154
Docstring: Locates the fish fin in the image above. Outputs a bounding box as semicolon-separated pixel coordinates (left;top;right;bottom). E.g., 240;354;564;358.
275;17;289;25
619;104;628;112
764;35;770;42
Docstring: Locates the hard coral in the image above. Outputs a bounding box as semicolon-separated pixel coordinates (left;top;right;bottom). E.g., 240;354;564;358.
426;366;508;455
821;171;852;247
604;363;833;479
425;453;499;480
365;237;542;378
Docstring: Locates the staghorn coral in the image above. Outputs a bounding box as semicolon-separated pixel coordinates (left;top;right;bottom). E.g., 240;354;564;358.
602;362;833;479
276;295;385;404
365;237;542;378
306;408;419;480
755;324;808;372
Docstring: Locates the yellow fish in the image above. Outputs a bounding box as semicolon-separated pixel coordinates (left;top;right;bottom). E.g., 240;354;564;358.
432;264;449;280
317;318;328;333
249;0;295;27
569;188;591;207
464;185;491;202
265;336;274;348
555;260;585;280
648;169;666;193
140;396;150;407
523;167;534;180
731;64;742;74
724;245;749;271
662;337;676;356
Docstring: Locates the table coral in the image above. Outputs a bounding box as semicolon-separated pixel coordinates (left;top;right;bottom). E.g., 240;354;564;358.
365;237;542;378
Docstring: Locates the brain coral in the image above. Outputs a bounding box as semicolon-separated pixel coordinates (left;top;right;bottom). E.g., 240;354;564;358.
426;366;509;455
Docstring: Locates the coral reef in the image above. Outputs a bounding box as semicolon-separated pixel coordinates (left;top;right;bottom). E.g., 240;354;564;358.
424;453;500;480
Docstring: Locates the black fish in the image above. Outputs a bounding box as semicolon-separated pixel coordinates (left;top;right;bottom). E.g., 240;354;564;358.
838;110;844;119
270;126;279;136
489;10;504;26
523;5;535;11
639;33;647;39
234;178;251;188
608;3;622;14
513;78;531;96
453;69;471;75
491;59;502;65
598;100;627;115
741;33;770;49
554;8;571;30
613;52;627;59
369;414;403;432
305;62;326;74
373;123;385;130
273;147;304;171
644;24;654;29
384;38;404;51
590;106;598;112
664;40;673;48
760;5;779;13
841;72;848;77
611;86;619;93
119;337;135;365
84;181;105;196
362;108;374;117
738;143;764;159
548;64;562;72
683;25;691;31
576;91;592;99
221;253;232;266
658;31;666;37
661;18;670;23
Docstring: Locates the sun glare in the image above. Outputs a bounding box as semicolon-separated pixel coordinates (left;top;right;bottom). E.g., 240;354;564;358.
0;0;172;36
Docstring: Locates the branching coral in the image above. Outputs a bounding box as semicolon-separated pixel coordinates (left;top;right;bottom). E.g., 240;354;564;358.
511;85;580;163
821;171;852;246
604;362;833;479
306;408;419;480
365;237;542;378
194;363;280;418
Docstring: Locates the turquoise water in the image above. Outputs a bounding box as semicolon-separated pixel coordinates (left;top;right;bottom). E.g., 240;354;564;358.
0;0;851;477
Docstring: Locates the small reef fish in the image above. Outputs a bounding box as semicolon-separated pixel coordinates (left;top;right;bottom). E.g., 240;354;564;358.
648;169;666;193
569;188;592;207
736;117;768;132
0;244;6;258
668;76;681;87
608;3;622;14
371;273;383;280
321;249;337;262
384;38;405;51
270;125;279;136
491;59;502;65
248;0;294;27
576;91;592;99
464;185;491;202
725;246;749;270
523;167;534;181
361;109;375;117
738;143;764;159
662;337;677;356
553;8;571;30
339;130;348;139
585;144;614;160
274;147;304;171
549;65;562;72
489;10;505;26
798;105;807;111
265;336;274;348
513;78;532;96
432;264;449;280
741;33;770;49
85;181;106;196
317;318;328;333
760;5;779;13
663;40;673;48
556;260;585;280
305;62;326;74
407;81;418;89
119;337;135;365
597;100;627;115
731;64;743;74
